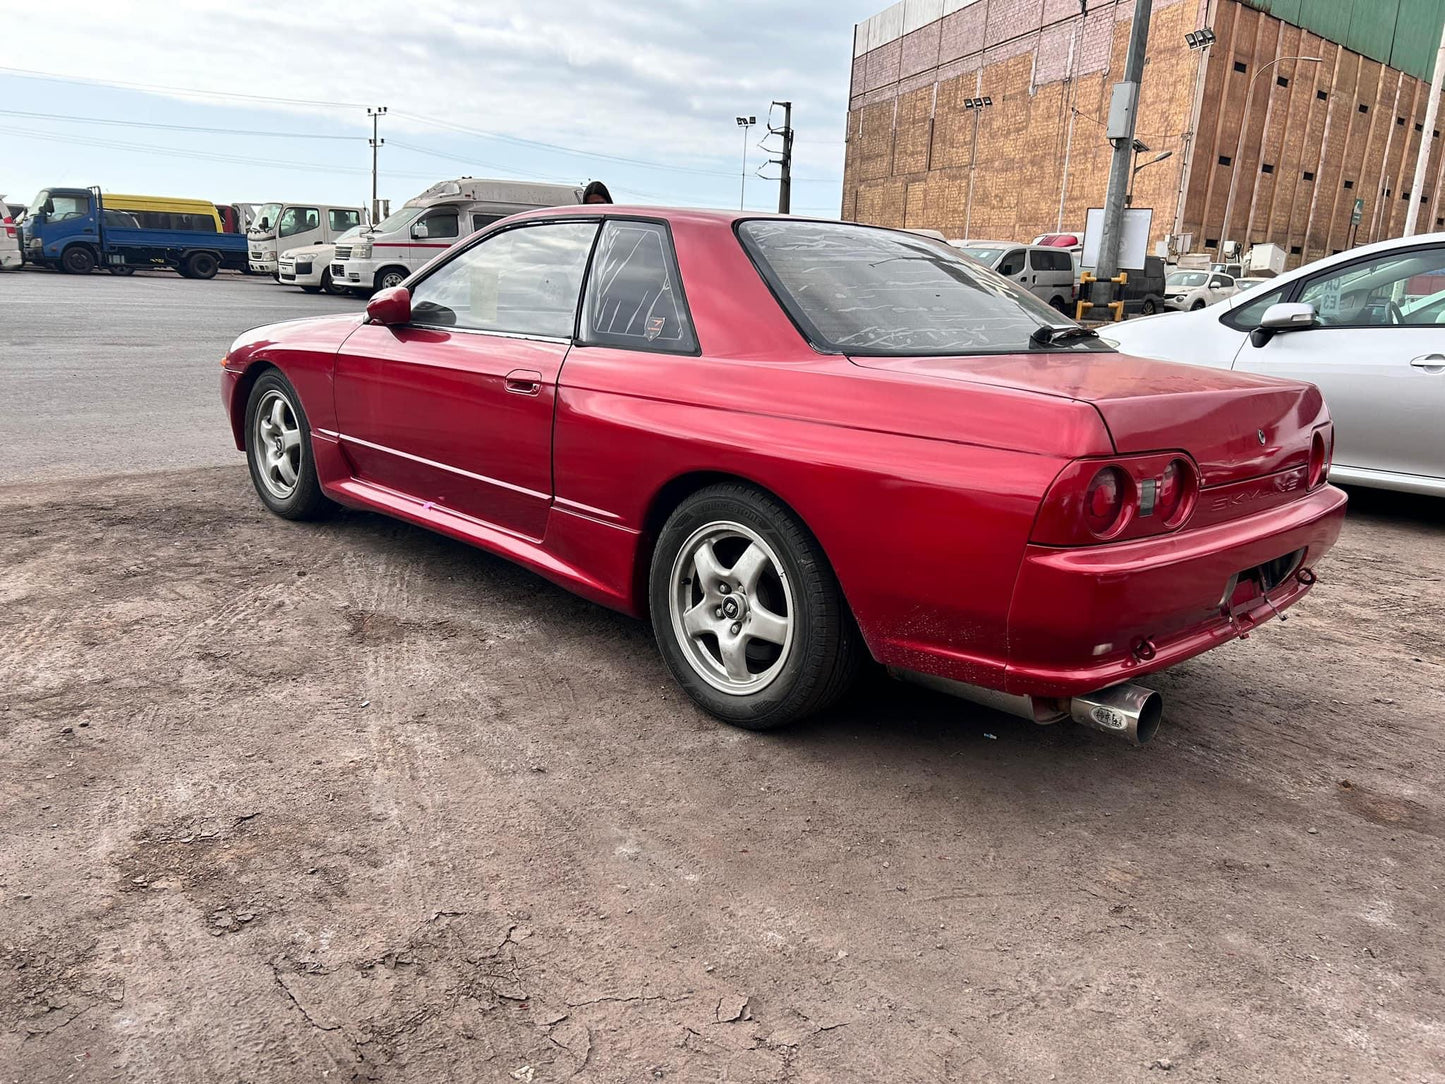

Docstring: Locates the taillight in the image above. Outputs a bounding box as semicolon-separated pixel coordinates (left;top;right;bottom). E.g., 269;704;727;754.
1307;427;1331;488
1032;453;1200;546
1083;467;1128;536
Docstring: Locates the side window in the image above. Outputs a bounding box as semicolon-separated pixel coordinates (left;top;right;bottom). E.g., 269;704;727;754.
580;220;698;354
472;213;505;232
278;207;319;238
420;212;460;239
997;249;1026;277
1298;245;1445;326
408;221;598;337
1221;286;1288;330
329;209;360;232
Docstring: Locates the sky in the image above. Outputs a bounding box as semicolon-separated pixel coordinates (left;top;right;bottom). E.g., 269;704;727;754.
0;0;880;218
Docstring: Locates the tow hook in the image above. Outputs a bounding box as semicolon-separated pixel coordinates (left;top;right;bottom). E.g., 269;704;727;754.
1296;566;1317;586
1132;638;1157;662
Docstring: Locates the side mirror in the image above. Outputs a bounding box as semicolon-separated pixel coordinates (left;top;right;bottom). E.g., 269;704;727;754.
411;221;429;239
1250;302;1316;347
366;285;411;326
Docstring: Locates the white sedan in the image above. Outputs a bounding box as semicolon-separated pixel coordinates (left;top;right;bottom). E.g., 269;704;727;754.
1107;233;1445;496
1162;270;1237;311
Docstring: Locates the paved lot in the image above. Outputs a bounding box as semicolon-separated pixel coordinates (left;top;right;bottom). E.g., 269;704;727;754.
1;272;1443;1082
0;270;362;482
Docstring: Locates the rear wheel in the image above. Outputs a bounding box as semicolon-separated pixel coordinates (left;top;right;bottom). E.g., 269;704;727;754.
1140;298;1158;315
61;245;95;275
184;252;219;280
649;484;860;730
1049;296;1069;315
375;266;408;291
244;370;331;521
107;265;135;276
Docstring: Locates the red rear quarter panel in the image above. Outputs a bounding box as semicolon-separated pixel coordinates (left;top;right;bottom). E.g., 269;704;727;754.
551;215;1115;687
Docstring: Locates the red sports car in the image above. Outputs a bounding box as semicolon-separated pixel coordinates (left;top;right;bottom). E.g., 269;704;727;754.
222;208;1346;744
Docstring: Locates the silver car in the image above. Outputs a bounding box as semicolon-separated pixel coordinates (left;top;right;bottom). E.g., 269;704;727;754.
1106;233;1445;497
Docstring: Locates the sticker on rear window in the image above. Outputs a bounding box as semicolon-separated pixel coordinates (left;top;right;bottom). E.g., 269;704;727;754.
645;316;665;341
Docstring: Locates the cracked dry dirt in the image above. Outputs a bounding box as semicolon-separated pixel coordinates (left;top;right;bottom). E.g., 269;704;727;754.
1;469;1442;1083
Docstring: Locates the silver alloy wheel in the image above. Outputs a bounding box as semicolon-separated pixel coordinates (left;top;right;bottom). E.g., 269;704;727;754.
668;521;795;695
253;389;303;499
379;270;405;289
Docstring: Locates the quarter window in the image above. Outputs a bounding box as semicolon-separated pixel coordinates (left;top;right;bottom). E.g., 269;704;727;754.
329;208;360;232
1222;286;1287;329
279;207;320;238
580;220;698;353
408;221;599;337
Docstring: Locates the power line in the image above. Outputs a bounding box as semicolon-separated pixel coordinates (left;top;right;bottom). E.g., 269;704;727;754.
0;107;362;140
0;65;366;109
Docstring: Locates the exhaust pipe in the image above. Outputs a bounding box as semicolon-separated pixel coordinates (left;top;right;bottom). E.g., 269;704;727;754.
1068;684;1162;746
889;669;1162;745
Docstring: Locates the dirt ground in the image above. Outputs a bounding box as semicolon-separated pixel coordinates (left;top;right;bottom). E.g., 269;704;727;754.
1;468;1441;1083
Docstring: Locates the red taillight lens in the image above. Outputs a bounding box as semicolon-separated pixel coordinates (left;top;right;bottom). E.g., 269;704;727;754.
1307;429;1330;488
1083;467;1128;536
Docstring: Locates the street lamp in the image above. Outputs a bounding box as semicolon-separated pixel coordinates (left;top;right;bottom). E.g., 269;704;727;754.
736;115;756;210
1127;149;1173;205
1219;55;1323;253
1185;27;1216;50
961;96;993;240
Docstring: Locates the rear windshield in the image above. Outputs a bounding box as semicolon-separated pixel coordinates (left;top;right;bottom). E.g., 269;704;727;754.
739;220;1104;356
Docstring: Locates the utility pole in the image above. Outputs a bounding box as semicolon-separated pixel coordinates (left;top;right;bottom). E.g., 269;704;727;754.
1096;0;1151;291
770;101;794;214
1404;20;1445;236
368;106;387;224
735;115;756;210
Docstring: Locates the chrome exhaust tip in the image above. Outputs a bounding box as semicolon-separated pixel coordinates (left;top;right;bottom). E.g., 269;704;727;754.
1068;683;1163;746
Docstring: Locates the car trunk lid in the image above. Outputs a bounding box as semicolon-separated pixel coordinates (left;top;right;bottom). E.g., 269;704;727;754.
848;351;1324;486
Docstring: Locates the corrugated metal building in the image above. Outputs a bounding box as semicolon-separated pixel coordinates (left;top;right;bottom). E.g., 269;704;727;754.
842;0;1445;267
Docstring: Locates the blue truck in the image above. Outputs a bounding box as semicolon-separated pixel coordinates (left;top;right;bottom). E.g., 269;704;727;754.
19;187;248;279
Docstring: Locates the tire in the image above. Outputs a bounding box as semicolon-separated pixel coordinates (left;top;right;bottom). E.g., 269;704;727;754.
60;245;96;275
375;266;408;291
183;252;219;280
1191;300;1206;311
1049;296;1069;315
107;265;135;276
243;370;331;521
321;268;345;296
300;285;321;294
1140;298;1157;315
649;483;861;730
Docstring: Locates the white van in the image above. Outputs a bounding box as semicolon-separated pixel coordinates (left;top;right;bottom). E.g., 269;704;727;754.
0;195;23;270
950;240;1078;314
278;225;364;294
248;203;364;275
333;178;584;294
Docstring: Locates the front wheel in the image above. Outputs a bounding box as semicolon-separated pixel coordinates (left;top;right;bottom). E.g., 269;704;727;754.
375;267;408;291
321;268;346;295
649;484;860;730
61;245;96;274
107;265;135;276
1191;299;1206;311
244;370;331;520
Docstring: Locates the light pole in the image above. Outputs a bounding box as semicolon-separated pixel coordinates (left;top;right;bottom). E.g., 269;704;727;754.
1219;55;1322;255
961;96;992;240
367;105;387;225
1128;147;1173;206
735;115;756;210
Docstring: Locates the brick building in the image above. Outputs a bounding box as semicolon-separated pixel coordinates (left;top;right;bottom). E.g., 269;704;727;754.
842;0;1445;269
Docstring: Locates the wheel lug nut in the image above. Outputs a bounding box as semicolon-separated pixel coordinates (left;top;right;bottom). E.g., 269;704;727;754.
714;606;723;618
730;623;741;635
718;584;730;595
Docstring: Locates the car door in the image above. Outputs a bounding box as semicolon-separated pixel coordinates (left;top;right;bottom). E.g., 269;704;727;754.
1232;243;1445;482
332;219;600;539
278;206;321;250
1209;274;1235;302
996;248;1030;293
407;209;461;273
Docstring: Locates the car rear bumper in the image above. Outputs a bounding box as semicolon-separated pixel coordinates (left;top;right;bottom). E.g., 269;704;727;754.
998;484;1347;695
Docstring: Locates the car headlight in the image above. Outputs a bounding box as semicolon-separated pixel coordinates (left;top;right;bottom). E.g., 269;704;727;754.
350;243;372;259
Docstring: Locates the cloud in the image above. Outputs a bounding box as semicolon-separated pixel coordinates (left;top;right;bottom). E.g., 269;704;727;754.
16;0;870;199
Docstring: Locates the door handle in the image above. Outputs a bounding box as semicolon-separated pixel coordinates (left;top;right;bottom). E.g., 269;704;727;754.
1409;354;1445;370
504;369;543;395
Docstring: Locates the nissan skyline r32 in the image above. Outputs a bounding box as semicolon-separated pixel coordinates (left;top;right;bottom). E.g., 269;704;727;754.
220;208;1347;745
